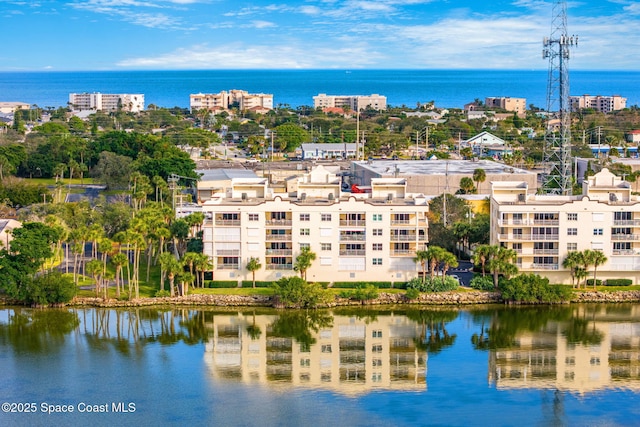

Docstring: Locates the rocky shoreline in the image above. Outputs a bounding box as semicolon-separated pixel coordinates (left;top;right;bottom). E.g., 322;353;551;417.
59;289;640;308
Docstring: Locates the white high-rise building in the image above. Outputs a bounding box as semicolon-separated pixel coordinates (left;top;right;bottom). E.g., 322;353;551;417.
68;93;144;112
313;94;387;111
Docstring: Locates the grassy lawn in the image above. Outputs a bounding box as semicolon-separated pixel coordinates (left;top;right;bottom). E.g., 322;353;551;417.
29;177;96;186
191;287;274;296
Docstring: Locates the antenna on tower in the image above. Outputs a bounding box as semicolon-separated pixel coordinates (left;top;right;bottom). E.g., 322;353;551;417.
542;0;577;195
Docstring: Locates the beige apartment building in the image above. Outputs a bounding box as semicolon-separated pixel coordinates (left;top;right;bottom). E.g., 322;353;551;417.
191;166;428;284
68;93;144;112
313;94;387;111
570;95;627;113
491;168;640;284
484;97;527;114
190;90;274;113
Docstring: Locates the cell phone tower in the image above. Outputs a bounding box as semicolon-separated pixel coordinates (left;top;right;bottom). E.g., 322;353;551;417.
542;0;577;195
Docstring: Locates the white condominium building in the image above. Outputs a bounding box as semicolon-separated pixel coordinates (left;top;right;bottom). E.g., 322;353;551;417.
491;168;640;284
313;94;387;111
190;90;274;112
68;93;144;112
570;95;627;113
197;166;428;284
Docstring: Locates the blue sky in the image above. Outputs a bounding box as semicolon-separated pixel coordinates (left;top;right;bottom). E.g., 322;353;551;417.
1;0;638;71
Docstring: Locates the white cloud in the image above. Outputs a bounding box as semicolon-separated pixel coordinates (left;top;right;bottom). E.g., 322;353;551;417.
116;42;383;69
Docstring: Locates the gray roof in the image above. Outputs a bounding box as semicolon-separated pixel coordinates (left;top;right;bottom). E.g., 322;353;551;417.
354;159;533;176
196;169;258;181
301;143;357;151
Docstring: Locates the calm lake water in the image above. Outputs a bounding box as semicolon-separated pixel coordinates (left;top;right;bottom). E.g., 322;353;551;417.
1;304;639;427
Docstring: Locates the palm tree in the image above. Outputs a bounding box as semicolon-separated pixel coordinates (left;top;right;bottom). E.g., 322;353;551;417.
562;251;584;288
459;177;476;194
487;246;518;289
472;244;495;277
590;250;608;288
85;259;104;298
194;253;213;288
414;249;429;283
473;168;486;193
425;246;446;278
246;257;262;288
159;252;183;297
294;247;316;280
440;251;459;285
110;252;128;298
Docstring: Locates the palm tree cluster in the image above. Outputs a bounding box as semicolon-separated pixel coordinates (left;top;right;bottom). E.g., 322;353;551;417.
562;250;608;289
472;244;519;289
26;197;212;300
414;246;459;283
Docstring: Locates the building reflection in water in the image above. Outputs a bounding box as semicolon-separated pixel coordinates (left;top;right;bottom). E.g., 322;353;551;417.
204;311;430;394
485;305;640;394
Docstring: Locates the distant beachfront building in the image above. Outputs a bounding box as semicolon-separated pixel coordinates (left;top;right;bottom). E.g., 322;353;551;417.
68;93;144;112
484;97;527;115
190;90;274;113
0;102;30;114
570;95;627;113
313;94;387;111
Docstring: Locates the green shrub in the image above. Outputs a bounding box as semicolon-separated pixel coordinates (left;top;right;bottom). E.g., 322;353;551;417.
241;281;272;288
406;276;459;292
352;284;379;301
271;277;332;308
605;279;632;286
586;279;603;287
499;274;572;303
470;275;494;291
331;281;392;289
207;280;239;288
405;288;420;300
155;290;170;297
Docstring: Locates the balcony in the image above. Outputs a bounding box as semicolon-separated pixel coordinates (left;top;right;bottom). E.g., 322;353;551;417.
391;250;416;256
265;249;293;256
531;219;559;226
498;234;559;241
532;249;559;255
612;250;636;255
390;234;416;242
215;219;241;226
265;234;292;241
266;219;292;227
339;249;366;256
266;263;293;270
531;263;559;270
215;249;240;256
339;220;366;227
218;263;240;270
339;234;366;241
613;219;640;226
391;219;412;225
612;234;640;241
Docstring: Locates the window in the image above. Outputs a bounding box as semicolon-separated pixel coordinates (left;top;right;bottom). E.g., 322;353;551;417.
321;243;331;251
373;229;383;236
372;344;383;353
372;214;382;221
321;213;332;222
300;213;310;221
372;358;382;367
593;228;603;236
321;344;332;353
300;228;310;236
567;213;577;221
300;358;310;367
372;330;382;338
372;243;383;251
248;213;259;221
567;243;577;251
373;258;382;265
567;228;577;236
300;243;310;250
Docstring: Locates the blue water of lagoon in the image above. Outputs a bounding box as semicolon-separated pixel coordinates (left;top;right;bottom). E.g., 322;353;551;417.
1;304;639;427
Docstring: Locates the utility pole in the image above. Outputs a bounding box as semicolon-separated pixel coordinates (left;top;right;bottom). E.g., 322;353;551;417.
542;0;577;195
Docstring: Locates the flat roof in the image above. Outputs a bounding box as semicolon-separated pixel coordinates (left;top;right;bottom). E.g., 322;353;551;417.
196;169;258;181
354;159;534;176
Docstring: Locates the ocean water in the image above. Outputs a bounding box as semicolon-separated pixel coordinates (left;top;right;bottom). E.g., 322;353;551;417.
0;69;637;111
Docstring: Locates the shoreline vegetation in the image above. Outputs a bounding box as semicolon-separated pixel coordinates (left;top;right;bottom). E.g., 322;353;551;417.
3;289;640;309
